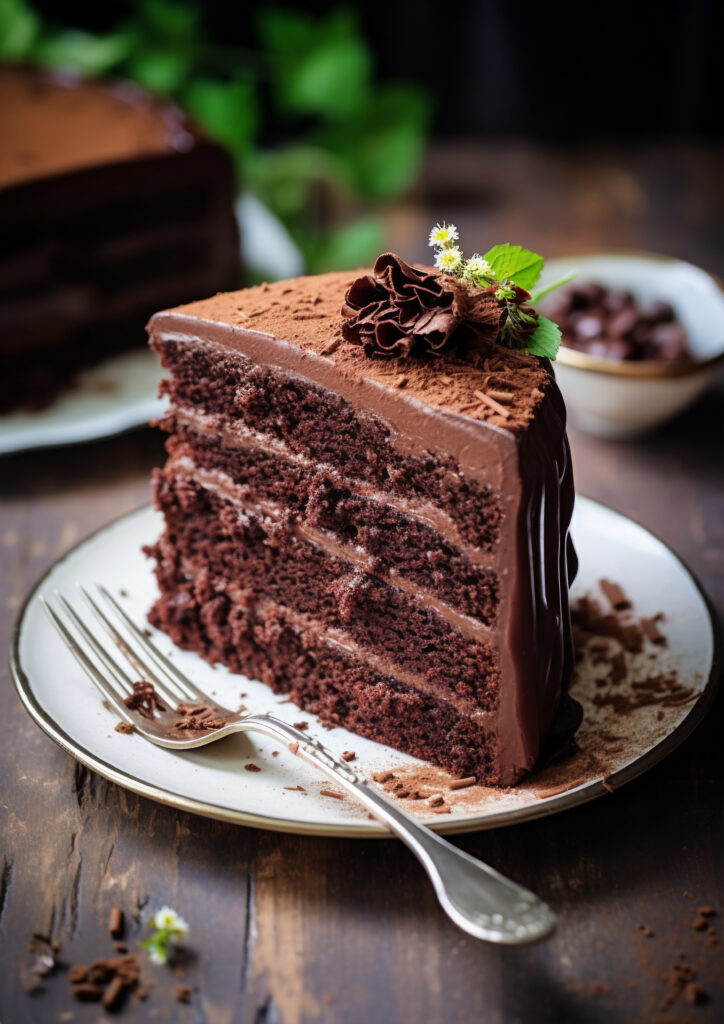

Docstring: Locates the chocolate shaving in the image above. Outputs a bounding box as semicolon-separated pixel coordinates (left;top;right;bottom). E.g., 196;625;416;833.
448;776;477;791
171;703;227;731
109;906;124;939
70;954;141;1009
473;388;511;419
123;680;164;719
72;983;103;1001
341;253;503;359
593;673;695;713
102;975;126;1010
640;615;666;645
571;595;645;653
599;578;632;611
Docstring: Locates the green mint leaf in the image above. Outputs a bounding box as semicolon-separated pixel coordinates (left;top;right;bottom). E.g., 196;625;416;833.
530;271;576;305
527;315;562;360
482;244;544;290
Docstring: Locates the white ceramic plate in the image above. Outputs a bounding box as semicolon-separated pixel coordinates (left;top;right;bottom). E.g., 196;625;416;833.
11;497;719;836
0;349;165;456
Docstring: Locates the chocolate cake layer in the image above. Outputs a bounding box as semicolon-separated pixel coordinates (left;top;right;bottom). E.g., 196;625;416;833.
151;468;501;707
155;337;502;550
161;420;498;620
148;571;498;780
0;66;240;411
147;271;577;785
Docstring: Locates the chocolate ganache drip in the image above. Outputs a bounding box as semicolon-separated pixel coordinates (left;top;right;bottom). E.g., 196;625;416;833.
341;253;504;359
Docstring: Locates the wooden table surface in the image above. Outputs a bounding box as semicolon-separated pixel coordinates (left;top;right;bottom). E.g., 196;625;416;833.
1;143;722;1024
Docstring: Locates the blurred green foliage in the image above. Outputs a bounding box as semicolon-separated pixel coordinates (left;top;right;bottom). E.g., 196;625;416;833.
0;0;431;274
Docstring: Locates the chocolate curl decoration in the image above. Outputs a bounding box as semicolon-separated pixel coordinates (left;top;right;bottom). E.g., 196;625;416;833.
341;253;503;358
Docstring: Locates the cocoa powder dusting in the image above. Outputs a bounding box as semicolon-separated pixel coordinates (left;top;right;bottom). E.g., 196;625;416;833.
170;271;551;432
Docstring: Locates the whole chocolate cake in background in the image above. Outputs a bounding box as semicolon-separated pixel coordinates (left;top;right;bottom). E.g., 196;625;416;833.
145;231;580;787
0;65;240;412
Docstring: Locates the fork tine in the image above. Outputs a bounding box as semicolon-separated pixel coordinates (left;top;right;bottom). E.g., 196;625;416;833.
95;584;214;705
77;585;183;710
41;597;135;726
56;592;135;696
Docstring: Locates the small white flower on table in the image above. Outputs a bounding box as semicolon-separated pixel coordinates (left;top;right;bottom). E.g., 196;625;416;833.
153;905;190;936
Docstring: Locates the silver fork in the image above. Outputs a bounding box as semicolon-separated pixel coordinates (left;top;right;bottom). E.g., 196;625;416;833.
41;583;555;945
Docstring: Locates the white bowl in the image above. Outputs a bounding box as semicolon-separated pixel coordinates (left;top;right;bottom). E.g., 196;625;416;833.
538;253;724;439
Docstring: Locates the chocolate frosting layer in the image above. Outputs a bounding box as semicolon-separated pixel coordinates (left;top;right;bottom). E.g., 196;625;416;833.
341;252;502;358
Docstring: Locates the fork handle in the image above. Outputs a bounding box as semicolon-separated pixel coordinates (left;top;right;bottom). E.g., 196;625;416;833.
239;713;555;945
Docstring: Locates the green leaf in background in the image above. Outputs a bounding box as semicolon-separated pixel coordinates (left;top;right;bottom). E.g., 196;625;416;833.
527;315;562;360
530;271;576;305
483;244;545;290
0;0;40;58
260;8;371;119
245;145;348;221
138;0;200;41
6;1;431;279
313;215;383;272
32;28;136;74
321;85;430;199
256;7;317;55
127;47;193;94
185;77;258;164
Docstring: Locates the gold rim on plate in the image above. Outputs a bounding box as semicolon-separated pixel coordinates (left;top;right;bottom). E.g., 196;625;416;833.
10;499;722;838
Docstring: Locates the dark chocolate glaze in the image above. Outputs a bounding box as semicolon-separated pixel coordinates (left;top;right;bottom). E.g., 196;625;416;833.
502;382;579;779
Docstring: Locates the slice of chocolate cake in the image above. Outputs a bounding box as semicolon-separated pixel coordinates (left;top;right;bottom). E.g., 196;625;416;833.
146;247;578;785
0;66;240;411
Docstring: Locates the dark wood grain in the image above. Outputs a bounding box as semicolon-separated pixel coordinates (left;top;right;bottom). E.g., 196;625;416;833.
1;144;722;1024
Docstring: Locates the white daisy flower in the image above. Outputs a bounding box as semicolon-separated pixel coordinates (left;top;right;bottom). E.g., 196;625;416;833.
428;222;459;249
153;906;189;935
434;245;463;273
462;255;493;282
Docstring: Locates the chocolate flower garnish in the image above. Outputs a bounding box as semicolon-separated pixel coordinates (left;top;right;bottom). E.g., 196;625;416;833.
341;253;503;359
